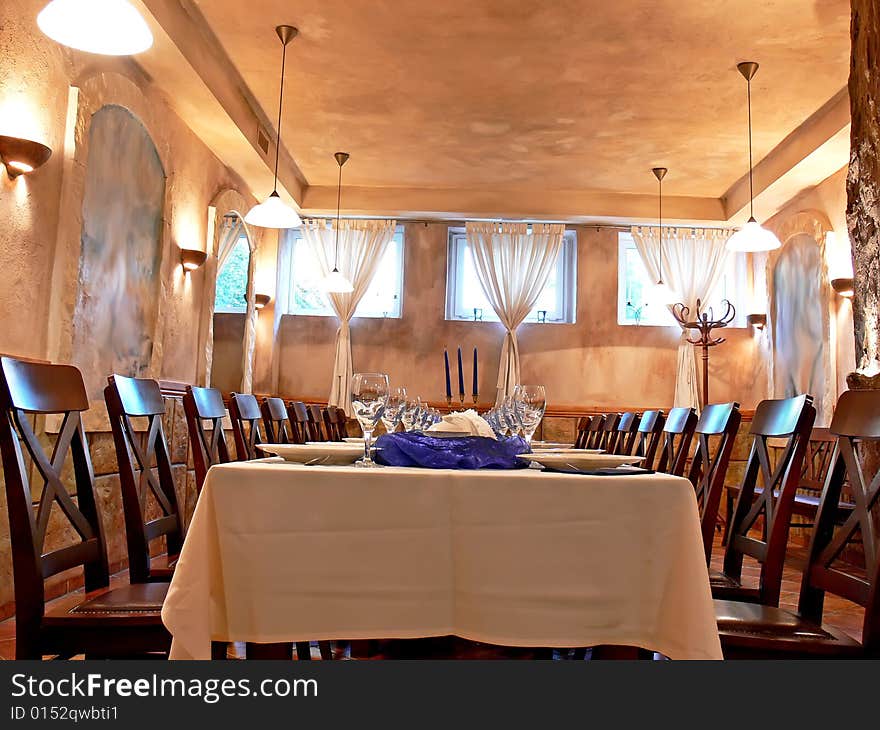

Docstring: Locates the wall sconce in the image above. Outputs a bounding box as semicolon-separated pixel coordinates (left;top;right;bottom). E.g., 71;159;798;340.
179;247;207;273
254;293;271;310
746;313;767;331
831;277;854;299
0;135;52;179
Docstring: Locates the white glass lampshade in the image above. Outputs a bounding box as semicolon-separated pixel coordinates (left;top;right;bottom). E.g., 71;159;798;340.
653;280;679;305
726;218;781;253
322;268;353;294
244;192;302;229
37;0;153;55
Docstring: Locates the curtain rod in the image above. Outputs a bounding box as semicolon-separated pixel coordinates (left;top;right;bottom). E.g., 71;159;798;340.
299;216;733;232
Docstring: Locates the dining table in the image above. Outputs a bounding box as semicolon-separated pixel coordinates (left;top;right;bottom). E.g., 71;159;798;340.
161;458;722;660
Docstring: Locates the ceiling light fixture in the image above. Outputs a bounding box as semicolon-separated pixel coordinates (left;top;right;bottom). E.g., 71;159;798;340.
37;0;153;55
652;167;677;304
0;135;52;179
244;25;303;229
726;62;781;253
321;152;354;294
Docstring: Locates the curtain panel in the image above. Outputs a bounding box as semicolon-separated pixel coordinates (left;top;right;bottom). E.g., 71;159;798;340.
301;218;397;415
465;222;565;404
631;226;733;410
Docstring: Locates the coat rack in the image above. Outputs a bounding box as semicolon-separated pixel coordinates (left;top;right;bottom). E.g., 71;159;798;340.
671;299;736;406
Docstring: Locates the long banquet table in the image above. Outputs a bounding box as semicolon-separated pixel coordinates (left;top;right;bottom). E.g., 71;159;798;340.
162;459;722;660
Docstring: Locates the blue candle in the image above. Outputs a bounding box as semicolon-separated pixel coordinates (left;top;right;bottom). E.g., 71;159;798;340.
444;350;452;399
457;347;465;398
472;347;478;397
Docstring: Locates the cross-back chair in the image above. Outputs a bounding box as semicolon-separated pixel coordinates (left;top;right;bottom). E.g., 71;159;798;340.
0;358;169;659
573;417;590;449
286;401;310;444
183;385;231;492
685;401;741;562
104;374;183;584
716;388;880;658
307;404;329;442
322;406;347;441
612;412;640;455
261;397;294;443
655;407;698;476
713;394;816;607
632;410;665;469
229;392;266;461
598;413;621;453
581;414;606;450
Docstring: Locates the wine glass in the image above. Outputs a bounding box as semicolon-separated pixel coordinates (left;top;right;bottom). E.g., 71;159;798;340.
381;386;407;434
400;397;420;431
501;395;523;437
350;373;389;468
514;385;546;444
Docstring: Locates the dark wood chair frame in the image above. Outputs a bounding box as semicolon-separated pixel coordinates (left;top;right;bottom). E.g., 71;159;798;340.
261;397;294;443
655;407;697;476
715;394;816;607
307;404;329;442
321;406;347;442
598;413;621;453
104;374;184;584
717;389;880;658
0;358;169;659
612;412;641;456
633;410;665;470
229;392;266;461
286;401;310;444
183;385;231;492
581;414;606;450
686;401;742;563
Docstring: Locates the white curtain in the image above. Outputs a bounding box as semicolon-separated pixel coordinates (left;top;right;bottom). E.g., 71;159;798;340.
239;218;258;394
631;226;733;410
465;222;565;404
301;218;397;414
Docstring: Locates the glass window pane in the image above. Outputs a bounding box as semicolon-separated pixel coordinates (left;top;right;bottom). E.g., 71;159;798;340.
214;236;250;312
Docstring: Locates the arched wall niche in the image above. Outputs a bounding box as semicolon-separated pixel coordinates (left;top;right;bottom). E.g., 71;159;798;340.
766;209;836;424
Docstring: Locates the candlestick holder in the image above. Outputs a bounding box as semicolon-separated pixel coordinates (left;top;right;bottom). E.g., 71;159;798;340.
446;396;452;409
472;393;478;406
458;394;465;407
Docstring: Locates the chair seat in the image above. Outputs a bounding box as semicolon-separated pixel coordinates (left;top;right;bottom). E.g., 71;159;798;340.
45;582;168;626
725;484;854;515
715;599;864;658
709;570;761;603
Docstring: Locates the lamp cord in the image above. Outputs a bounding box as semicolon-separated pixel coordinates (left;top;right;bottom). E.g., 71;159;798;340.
658;177;663;283
747;77;754;220
334;161;343;271
272;38;288;193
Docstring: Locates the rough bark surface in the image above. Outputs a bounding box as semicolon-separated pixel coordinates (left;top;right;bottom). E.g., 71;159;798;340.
847;0;880;372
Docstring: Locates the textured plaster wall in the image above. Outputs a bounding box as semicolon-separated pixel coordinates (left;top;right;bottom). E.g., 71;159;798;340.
228;223;766;409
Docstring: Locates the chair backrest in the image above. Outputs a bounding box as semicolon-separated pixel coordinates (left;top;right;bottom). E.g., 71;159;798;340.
633;410;665;469
655;407;698;476
799;389;880;652
599;413;621;452
574;417;590;449
286;401;310;444
322;406;348;441
229;392;265;461
582;414;606;450
723;394;816;606
182;385;230;491
261;397;293;444
307;404;328;442
613;412;640;455
104;375;184;584
687;401;742;562
0;358;110;649
799;427;837;493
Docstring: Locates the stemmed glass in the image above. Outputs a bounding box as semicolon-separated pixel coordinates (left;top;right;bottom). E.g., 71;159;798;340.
400;397;421;432
350;373;389;468
514;385;546;445
381;386;407;434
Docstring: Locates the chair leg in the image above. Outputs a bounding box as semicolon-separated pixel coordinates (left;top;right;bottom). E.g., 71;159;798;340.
211;641;228;660
295;641;313;660
318;641;333;660
722;490;734;546
246;642;293;659
591;645;642;659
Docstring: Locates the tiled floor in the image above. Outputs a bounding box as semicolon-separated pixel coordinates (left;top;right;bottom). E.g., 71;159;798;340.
0;532;864;660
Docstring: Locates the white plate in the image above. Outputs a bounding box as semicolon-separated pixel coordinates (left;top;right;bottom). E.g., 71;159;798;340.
425;430;471;439
530;441;575;449
519;452;645;472
529;447;604;454
343;437;365;443
261;443;370;465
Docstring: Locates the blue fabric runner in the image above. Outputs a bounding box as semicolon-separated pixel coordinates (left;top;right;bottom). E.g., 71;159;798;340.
374;432;530;470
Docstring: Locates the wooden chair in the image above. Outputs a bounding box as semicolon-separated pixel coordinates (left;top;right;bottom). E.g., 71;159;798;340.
633;410;665;470
183;385;231;492
262;397;294;443
307;404;329;442
712;394;816;607
229;392;266;461
0;357;169;659
598;413;621;453
573;417;590;449
581;414;606;450
286;401;310;444
716;389;880;658
104;374;184;584
612;412;640;455
655;407;697;476
686;402;742;563
322;406;347;441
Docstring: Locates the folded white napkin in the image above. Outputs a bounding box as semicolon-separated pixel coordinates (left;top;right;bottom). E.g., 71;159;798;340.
428;409;497;439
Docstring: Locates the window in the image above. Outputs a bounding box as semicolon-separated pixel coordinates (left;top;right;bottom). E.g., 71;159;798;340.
284;227;405;318
445;228;577;323
214;235;250;313
617;232;747;327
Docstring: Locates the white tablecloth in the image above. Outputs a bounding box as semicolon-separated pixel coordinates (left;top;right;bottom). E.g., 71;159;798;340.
162;460;721;659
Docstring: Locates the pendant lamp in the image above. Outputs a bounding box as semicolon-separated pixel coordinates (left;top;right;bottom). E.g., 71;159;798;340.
652;167;678;304
37;0;152;55
321;152;354;293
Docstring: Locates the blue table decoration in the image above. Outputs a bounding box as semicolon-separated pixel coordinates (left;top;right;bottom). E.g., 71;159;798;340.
374;432;530;470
